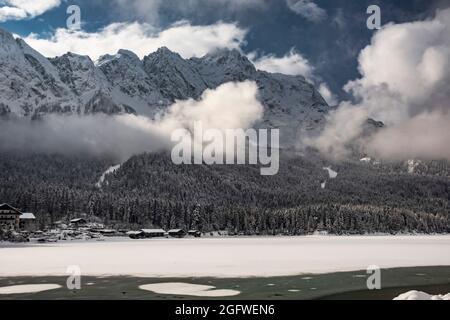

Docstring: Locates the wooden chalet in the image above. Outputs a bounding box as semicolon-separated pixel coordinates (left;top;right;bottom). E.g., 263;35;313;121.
19;212;36;231
0;203;21;230
70;218;87;227
141;229;166;238
188;230;202;237
168;229;186;238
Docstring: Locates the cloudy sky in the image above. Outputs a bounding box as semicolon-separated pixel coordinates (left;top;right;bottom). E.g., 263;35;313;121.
1;0;449;161
0;0;446;101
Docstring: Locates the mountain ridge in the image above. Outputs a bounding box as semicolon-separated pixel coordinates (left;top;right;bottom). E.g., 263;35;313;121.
0;27;329;146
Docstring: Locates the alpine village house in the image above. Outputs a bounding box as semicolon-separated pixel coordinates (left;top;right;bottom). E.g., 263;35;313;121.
0;203;36;231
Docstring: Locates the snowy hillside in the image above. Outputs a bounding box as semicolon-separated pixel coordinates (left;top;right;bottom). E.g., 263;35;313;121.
0;27;329;145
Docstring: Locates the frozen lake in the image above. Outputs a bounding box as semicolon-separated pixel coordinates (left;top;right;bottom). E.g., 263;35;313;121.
1;236;450;278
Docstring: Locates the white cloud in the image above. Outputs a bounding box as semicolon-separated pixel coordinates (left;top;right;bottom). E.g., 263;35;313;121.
307;8;450;160
0;81;263;161
318;83;338;106
367;111;450;161
346;10;450;121
303;102;369;159
251;49;314;79
251;49;338;105
0;6;26;21
286;0;327;22
0;0;61;22
23;21;247;60
161;80;263;133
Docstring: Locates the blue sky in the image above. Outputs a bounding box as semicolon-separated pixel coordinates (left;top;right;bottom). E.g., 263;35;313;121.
0;0;447;101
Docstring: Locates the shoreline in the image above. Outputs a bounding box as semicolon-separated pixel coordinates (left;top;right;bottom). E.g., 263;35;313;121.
1;236;450;278
2;233;450;245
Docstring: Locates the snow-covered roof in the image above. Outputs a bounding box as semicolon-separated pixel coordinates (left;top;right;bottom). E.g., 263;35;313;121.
126;231;143;235
19;212;36;220
141;229;166;233
99;229;116;233
168;229;184;233
0;203;22;215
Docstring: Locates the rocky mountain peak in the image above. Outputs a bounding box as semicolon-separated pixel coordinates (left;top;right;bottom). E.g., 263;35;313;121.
0;27;14;42
51;51;109;99
0;27;330;146
143;46;188;68
0;28;22;60
201;48;254;68
97;49;141;65
143;47;208;101
53;52;95;70
154;46;179;56
191;48;257;87
117;49;140;59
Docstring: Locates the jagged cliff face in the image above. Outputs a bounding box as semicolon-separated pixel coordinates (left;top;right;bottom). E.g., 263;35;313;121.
0;28;329;145
0;29;73;117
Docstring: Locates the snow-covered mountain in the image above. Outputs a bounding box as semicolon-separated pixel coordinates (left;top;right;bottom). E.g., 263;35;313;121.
0;28;329;145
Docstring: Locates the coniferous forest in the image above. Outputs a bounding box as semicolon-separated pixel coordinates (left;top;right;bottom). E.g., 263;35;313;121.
0;152;449;235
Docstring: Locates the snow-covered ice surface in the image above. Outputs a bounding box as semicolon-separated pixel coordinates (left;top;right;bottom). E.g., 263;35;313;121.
1;236;450;278
139;283;240;297
0;284;61;295
394;290;450;300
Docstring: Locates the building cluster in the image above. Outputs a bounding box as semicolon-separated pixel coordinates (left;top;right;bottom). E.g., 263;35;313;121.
0;203;36;231
127;229;202;239
1;202;202;243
